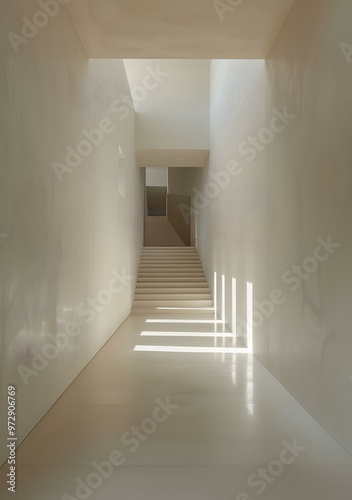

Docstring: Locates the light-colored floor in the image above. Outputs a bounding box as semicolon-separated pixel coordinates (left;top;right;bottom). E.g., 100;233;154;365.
1;312;352;499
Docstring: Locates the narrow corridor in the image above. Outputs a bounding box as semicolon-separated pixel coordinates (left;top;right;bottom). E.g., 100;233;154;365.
2;0;352;498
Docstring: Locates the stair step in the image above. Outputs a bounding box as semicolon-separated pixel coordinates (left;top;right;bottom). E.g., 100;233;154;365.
131;307;216;314
138;273;207;283
140;266;201;269
136;281;208;286
133;300;214;307
142;250;197;253
140;258;200;263
140;266;202;270
138;272;205;282
142;255;197;258
139;270;205;274
136;287;210;297
134;293;212;301
142;252;197;255
141;262;200;266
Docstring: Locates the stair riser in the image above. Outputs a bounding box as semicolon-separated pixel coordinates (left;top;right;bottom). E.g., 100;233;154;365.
142;250;197;253
140;266;202;269
141;262;200;265
137;278;207;283
136;287;210;297
136;283;209;288
140;259;201;263
133;300;213;307
131;308;215;314
134;294;212;301
138;276;206;280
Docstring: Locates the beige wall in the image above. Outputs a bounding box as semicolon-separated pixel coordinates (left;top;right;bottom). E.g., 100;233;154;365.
168;168;199;196
196;0;352;454
0;0;144;463
124;60;210;151
168;168;200;246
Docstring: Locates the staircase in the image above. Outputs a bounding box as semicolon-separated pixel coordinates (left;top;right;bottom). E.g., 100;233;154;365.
132;247;214;314
144;216;184;247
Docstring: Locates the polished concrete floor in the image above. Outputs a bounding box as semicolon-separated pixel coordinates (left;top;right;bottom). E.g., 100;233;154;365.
1;312;352;499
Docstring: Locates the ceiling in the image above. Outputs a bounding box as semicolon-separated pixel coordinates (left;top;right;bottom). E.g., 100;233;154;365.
136;150;210;168
67;0;295;59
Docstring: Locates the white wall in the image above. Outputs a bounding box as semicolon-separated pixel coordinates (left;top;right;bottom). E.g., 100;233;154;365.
124;59;210;150
0;0;144;464
146;167;167;187
196;0;352;455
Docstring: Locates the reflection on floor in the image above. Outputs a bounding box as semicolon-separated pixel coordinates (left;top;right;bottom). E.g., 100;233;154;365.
1;312;352;499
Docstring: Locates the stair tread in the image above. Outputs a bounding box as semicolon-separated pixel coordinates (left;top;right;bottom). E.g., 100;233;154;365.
135;290;210;293
133;300;214;307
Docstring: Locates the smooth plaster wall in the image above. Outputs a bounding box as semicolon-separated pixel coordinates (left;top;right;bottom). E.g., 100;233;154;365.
146;167;168;187
0;1;144;464
124;60;210;151
168;168;199;196
168;168;200;246
196;0;352;454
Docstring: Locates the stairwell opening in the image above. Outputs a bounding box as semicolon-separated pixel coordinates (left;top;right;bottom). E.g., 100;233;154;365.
144;166;192;247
